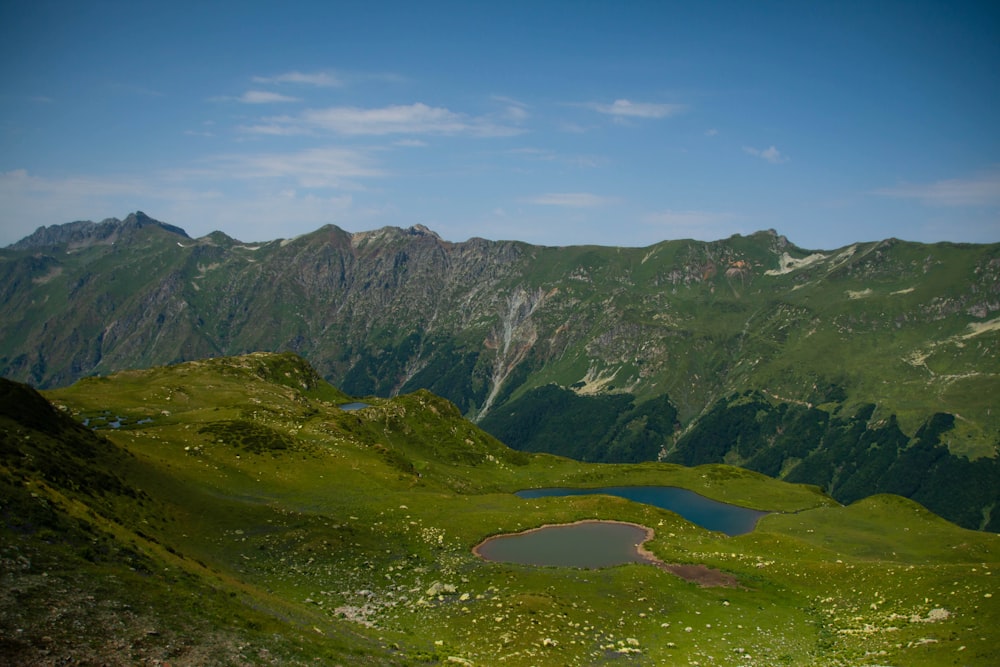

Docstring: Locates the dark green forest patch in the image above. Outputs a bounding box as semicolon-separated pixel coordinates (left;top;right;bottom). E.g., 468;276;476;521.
479;384;679;463
669;390;1000;531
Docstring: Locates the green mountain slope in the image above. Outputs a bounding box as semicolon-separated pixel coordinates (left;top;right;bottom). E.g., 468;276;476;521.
1;214;997;529
1;353;997;665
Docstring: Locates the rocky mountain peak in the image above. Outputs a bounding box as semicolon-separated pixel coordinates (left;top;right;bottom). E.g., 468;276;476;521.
7;211;189;251
407;224;441;239
350;224;446;249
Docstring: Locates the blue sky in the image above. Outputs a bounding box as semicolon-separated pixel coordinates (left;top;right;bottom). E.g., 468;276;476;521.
1;1;998;249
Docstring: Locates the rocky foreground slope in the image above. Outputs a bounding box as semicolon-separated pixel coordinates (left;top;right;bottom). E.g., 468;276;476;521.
1;213;998;529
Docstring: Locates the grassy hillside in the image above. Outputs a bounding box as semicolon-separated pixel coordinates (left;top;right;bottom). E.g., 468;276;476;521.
1;353;996;665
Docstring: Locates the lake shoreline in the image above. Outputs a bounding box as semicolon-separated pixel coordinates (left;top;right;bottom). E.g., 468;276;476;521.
514;486;770;536
473;519;739;588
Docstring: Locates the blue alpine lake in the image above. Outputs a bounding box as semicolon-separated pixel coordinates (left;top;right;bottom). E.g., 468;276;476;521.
338;402;371;411
516;486;768;536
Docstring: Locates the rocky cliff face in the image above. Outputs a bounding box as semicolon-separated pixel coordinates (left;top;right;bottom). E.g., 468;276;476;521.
2;214;998;528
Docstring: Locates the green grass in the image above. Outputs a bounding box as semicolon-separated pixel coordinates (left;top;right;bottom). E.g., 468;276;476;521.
1;352;995;665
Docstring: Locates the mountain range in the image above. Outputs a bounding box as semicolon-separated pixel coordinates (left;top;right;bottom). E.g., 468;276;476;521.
2;212;998;530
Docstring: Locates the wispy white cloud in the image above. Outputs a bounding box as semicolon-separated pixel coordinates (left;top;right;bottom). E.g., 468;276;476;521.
522;192;615;207
242;102;524;137
393;138;428;147
705;128;719;137
642;209;743;240
557;120;593;134
305;103;465;135
507;147;552;158
492;95;530;121
1;168;131;198
251;69;407;87
505;105;529;122
743;145;789;164
588;99;686;119
237;115;306;136
505;147;604;169
252;70;343;87
873;169;1000;206
180;147;384;190
183;120;216;138
238;90;301;104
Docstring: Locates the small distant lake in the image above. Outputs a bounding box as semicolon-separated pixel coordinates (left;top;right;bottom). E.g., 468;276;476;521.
339;402;371;411
474;521;653;568
83;414;154;430
516;486;768;536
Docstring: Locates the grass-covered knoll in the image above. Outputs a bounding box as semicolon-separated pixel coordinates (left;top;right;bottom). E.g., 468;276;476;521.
2;353;996;665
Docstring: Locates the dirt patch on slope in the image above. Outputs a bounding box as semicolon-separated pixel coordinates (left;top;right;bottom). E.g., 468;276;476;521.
657;563;740;588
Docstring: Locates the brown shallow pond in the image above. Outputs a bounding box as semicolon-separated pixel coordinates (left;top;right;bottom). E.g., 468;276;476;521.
473;520;655;569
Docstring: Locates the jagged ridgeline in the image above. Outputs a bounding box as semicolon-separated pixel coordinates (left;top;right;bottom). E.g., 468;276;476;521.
2;353;999;665
2;213;998;530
